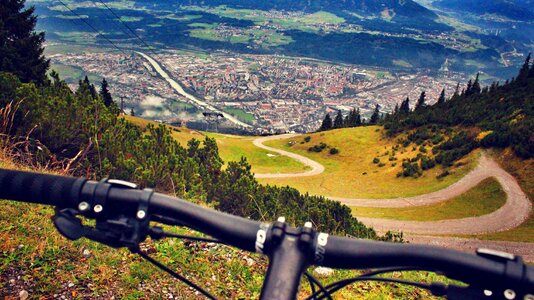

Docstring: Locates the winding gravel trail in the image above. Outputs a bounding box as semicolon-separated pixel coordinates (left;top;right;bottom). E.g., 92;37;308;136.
253;134;325;179
252;135;532;236
356;154;532;235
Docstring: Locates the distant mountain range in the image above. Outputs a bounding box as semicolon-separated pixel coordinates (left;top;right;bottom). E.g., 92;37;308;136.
174;0;437;19
435;0;534;22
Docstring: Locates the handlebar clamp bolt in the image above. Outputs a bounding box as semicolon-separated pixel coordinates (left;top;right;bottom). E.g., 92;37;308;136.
504;289;516;300
78;202;90;212
137;210;146;220
94;204;103;213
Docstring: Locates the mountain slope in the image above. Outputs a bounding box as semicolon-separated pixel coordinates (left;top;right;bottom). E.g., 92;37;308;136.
435;0;534;21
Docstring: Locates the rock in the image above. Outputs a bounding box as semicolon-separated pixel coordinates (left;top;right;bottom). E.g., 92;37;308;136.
19;290;29;300
68;282;74;288
313;267;334;277
83;249;91;258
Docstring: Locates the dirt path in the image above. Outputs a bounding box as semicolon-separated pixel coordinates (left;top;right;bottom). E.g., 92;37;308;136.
252;134;533;256
355;153;532;235
253;134;325;179
405;236;534;262
252;135;532;235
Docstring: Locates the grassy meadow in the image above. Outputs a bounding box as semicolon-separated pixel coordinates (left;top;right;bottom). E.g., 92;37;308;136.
259;126;478;199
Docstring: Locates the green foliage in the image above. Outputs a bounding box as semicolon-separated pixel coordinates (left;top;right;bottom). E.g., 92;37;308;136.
385;59;534;159
0;0;49;84
318;113;332;131
308;142;328;153
329;147;339;155
0;71;381;240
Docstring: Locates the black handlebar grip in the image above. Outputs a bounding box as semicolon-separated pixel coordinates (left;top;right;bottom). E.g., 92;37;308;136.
0;169;86;207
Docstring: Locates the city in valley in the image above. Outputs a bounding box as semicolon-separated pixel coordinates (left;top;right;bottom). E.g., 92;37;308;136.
50;48;466;133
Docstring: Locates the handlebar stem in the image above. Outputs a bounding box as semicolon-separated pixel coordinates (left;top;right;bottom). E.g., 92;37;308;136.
260;220;319;300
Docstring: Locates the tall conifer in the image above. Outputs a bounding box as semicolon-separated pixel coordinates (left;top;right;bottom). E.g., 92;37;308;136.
0;0;49;84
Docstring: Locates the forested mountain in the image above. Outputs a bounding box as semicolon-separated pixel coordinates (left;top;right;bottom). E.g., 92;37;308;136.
171;0;437;19
435;0;534;22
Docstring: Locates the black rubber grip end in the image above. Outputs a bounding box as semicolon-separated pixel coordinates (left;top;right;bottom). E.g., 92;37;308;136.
0;169;86;207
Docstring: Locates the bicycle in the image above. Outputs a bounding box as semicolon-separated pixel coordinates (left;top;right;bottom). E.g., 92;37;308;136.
0;169;533;299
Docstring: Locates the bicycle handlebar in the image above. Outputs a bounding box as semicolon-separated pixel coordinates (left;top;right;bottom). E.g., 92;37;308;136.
1;169;533;300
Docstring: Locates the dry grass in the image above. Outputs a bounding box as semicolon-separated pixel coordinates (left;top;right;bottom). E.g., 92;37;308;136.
259;126;478;199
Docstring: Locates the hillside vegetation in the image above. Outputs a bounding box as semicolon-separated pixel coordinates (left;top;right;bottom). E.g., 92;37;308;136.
260;126;477;199
123;115;309;174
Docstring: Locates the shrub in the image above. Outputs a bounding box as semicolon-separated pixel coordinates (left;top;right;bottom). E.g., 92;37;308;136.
329;148;339;155
372;157;380;164
304;136;311;143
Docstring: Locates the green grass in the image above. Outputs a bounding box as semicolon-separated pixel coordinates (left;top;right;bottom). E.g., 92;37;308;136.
223;107;255;124
49;63;100;84
123;116;308;174
259;126;478;199
119;16;143;22
0;159;456;299
351;178;506;220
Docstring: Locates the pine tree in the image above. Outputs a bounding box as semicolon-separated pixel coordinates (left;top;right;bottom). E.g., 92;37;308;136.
319;113;332;131
517;53;531;83
0;0;49;84
355;108;362;126
100;78;114;107
333;110;344;129
415;91;426;110
529;61;534;78
400;97;410;114
393;104;399;115
437;88;446;105
471;73;481;95
465;80;473;96
130;108;135;116
369;104;380;124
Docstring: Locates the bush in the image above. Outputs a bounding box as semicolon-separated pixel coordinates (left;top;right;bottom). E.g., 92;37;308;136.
373;157;380;164
436;170;450;179
304;136;311;143
329;147;339;155
308;142;328;153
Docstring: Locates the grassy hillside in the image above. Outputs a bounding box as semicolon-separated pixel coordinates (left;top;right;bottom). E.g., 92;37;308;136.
0;157;449;299
123;116;309;174
259;126;477;199
351;177;506;221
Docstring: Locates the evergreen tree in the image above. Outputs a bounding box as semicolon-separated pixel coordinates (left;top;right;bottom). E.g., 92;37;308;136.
83;76;97;99
517;53;531;83
393;103;399;115
437;88;446;104
130;108;135;116
465;79;473;96
0;0;49;84
415;91;426;110
471;73;481;95
319;113;332;131
100;78;114;107
355;108;362;126
369;104;380;124
529;62;534;78
333;110;344;129
400;97;410;114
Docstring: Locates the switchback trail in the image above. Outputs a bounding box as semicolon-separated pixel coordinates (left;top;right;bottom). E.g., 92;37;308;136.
253;134;325;179
252;135;532;235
